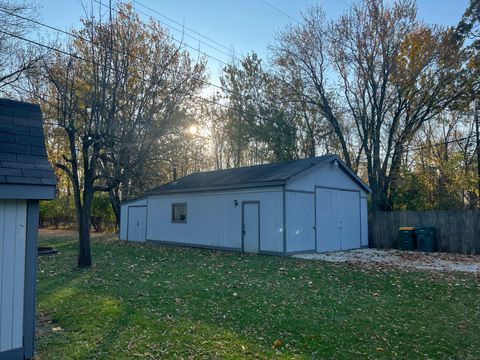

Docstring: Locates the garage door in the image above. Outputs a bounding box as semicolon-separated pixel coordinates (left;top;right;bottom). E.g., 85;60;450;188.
315;188;361;252
127;206;147;242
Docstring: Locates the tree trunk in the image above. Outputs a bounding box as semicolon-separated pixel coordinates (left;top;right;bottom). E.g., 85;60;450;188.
475;98;480;208
78;187;93;267
369;164;389;211
109;188;121;227
78;213;92;267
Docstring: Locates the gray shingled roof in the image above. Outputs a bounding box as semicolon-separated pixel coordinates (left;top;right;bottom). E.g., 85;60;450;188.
0;98;56;186
148;154;370;195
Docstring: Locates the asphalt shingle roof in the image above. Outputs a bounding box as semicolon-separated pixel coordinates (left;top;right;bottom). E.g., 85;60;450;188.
148;154;370;195
0;98;56;186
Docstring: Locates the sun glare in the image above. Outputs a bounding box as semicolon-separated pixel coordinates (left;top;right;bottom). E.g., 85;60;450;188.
188;125;198;135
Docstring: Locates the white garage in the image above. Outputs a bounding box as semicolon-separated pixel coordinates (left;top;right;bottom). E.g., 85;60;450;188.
120;155;370;254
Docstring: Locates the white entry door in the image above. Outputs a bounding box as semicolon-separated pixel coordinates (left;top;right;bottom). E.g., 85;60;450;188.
127;206;147;242
316;188;361;252
242;202;259;253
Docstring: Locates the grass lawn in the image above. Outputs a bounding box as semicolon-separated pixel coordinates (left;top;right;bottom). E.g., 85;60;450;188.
36;231;480;359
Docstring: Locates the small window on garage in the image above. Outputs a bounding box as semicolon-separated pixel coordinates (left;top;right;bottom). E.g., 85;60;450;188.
172;203;187;223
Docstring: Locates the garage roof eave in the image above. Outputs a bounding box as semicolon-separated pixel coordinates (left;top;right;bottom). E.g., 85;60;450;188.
152;180;286;195
120;181;286;205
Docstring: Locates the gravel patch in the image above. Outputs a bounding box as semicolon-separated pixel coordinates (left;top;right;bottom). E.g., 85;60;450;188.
294;248;480;273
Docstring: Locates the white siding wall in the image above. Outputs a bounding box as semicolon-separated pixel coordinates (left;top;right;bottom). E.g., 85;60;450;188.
285;191;315;253
0;200;27;353
286;163;364;193
119;198;148;240
360;195;368;247
286;163;369;251
146;188;284;253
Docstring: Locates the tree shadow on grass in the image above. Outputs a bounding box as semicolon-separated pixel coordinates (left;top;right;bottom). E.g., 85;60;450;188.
36;282;287;359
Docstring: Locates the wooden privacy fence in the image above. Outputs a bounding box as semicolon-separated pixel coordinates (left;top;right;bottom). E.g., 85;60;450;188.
369;210;480;255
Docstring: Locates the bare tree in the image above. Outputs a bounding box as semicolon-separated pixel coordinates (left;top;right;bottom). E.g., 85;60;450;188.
272;0;466;210
272;7;354;168
0;1;42;94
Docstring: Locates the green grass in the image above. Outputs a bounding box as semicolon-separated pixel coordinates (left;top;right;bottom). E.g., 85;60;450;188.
36;231;480;359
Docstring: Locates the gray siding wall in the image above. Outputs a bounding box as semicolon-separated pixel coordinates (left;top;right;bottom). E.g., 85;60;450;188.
0;200;27;354
285;191;315;253
360;195;368;247
119;198;148;240
286;163;369;251
286;162;365;193
146;188;284;253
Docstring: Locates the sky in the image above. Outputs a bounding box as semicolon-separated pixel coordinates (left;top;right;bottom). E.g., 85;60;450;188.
39;0;469;83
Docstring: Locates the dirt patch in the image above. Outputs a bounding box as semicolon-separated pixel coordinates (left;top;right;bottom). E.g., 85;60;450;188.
36;312;58;338
294;249;480;273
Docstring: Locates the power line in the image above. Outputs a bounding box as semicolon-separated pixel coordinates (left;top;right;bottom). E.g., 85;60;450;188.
0;6;310;135
132;0;244;62
260;0;300;23
0;7;251;106
93;0;232;67
340;0;353;9
0;28;307;135
0;0;314;134
4;6;465;158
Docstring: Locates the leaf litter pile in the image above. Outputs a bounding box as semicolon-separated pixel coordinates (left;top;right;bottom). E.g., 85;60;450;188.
36;231;480;359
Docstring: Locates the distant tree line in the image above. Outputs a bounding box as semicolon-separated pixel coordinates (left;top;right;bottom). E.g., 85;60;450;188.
0;0;479;266
40;193;116;232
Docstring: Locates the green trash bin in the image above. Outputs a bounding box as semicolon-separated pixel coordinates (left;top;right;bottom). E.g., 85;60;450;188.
398;227;416;251
415;226;436;252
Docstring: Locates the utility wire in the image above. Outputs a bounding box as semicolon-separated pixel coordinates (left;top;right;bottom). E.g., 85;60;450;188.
2;6;469;157
340;0;353;9
0;6;312;135
260;0;300;23
133;0;244;62
0;7;254;107
0;28;307;135
93;0;231;67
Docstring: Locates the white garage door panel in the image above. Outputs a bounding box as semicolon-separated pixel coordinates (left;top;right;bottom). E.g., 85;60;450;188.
316;189;340;252
127;206;147;242
339;191;361;250
316;188;361;252
0;200;27;352
243;202;259;253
